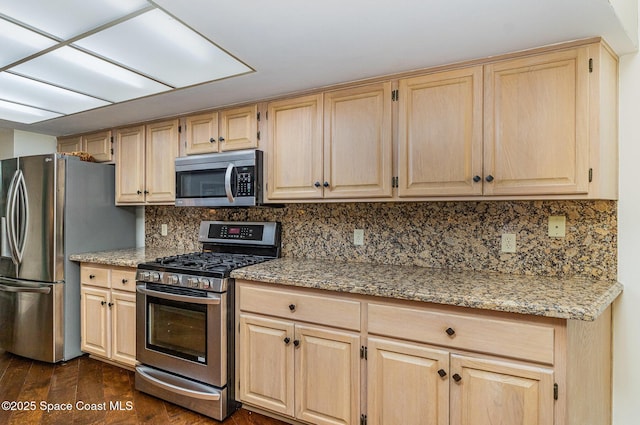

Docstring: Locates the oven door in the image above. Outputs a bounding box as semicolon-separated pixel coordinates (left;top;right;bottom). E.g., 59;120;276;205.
136;283;226;387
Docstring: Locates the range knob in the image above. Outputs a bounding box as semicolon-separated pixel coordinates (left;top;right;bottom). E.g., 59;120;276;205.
151;272;161;282
199;278;211;288
168;275;179;285
187;277;199;288
139;272;150;281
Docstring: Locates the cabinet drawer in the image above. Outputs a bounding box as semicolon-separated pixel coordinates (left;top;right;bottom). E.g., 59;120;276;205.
110;268;137;292
81;265;110;288
368;303;555;365
239;283;361;331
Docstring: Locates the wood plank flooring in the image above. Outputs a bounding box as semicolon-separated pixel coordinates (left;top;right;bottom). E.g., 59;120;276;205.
0;350;288;425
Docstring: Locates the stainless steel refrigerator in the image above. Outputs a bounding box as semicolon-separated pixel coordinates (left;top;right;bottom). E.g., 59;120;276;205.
0;153;136;362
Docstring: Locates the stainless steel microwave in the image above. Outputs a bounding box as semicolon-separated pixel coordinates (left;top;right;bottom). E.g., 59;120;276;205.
175;149;263;207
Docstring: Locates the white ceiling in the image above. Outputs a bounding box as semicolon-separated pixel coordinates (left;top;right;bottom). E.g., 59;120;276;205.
1;0;637;137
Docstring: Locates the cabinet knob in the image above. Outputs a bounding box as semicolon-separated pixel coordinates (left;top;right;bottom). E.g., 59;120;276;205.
323;181;329;188
209;137;215;143
473;175;481;183
293;340;300;347
219;137;225;142
288;304;296;311
143;190;149;194
108;302;113;308
485;175;494;182
445;327;456;336
452;373;462;383
89;274;95;279
100;301;106;306
284;337;291;345
122;279;128;284
437;369;447;378
314;181;321;188
137;190;142;195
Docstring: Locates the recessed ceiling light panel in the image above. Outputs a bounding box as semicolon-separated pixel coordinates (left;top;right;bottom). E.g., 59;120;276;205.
0;99;62;124
73;9;252;87
0;18;56;67
0;72;110;114
11;46;172;102
0;0;151;39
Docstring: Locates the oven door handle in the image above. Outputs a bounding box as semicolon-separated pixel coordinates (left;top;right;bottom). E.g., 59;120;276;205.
136;365;221;401
136;285;221;305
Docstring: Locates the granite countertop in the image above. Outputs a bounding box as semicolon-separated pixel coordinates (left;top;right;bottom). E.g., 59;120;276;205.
231;258;623;321
70;249;622;321
69;247;190;268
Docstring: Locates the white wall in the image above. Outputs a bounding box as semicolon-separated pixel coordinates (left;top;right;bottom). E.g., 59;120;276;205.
614;6;640;423
0;128;56;159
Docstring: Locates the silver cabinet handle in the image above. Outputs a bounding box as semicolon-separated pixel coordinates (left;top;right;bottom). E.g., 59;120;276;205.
0;283;51;294
136;366;221;401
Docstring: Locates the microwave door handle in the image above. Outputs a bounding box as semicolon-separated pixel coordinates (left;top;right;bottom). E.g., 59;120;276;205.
224;163;236;203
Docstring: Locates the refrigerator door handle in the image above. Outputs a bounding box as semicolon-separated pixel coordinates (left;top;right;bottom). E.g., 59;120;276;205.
14;170;28;264
5;170;19;265
0;282;51;294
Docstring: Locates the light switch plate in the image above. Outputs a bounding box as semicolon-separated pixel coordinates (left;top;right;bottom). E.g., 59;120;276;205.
161;224;168;236
548;215;566;237
354;229;364;245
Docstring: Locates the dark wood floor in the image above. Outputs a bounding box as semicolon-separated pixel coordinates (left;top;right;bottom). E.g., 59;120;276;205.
0;350;288;425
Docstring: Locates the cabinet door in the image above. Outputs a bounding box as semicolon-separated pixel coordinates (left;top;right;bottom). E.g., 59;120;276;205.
239;314;295;417
484;47;590;195
185;112;219;155
57;135;83;153
323;83;392;198
115;125;145;204
83;130;113;162
145;119;179;204
367;338;449;425
450;354;554;425
110;290;137;367
398;67;483;197
81;286;110;358
220;104;258;151
267;94;323;200
295;324;360;425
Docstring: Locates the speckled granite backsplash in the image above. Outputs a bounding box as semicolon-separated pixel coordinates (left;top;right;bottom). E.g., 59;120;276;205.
145;201;616;280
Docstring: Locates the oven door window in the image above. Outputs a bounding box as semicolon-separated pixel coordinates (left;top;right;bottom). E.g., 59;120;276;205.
176;168;236;199
146;296;207;364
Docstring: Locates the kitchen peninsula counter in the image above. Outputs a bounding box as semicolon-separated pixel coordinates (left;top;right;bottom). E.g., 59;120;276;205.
231;258;622;321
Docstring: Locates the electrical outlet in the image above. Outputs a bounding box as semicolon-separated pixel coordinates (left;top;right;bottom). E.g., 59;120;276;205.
501;233;516;253
548;215;566;237
161;224;168;236
354;229;364;246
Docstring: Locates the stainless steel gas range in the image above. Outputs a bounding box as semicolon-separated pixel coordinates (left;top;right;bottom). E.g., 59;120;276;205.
135;221;281;420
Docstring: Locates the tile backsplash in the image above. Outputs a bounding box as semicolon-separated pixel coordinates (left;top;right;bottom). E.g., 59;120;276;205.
145;201;617;280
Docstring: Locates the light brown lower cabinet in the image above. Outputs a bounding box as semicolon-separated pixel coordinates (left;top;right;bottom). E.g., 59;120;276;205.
236;280;612;425
80;264;137;368
239;314;361;425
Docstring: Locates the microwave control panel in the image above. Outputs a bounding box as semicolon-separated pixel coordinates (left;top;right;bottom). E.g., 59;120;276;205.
236;166;254;197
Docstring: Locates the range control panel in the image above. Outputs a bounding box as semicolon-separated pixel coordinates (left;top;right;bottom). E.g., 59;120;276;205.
207;223;264;241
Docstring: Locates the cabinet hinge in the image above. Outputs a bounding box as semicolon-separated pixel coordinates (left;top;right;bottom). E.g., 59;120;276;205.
257;130;261;141
554;383;558;400
265;111;268;120
110;148;114;155
360;346;368;360
110;136;114;143
391;176;399;188
360;414;367;425
589;167;593;182
391;89;399;102
178;125;182;133
257;111;261;121
589;58;593;73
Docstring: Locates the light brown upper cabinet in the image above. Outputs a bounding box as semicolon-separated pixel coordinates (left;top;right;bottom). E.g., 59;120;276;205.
483;47;590;196
398;41;617;200
115;119;179;205
266;82;392;201
184;104;258;155
57;131;113;162
398;66;483;197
